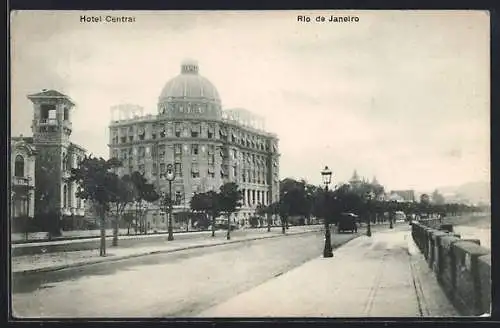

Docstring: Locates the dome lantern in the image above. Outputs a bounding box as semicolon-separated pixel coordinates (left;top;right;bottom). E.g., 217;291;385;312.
181;59;199;75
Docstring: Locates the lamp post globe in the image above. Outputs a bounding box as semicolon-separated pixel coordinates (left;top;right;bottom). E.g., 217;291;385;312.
321;166;334;258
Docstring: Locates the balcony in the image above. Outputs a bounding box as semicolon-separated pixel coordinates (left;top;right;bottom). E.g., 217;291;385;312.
38;118;58;125
61;207;85;216
12;176;31;186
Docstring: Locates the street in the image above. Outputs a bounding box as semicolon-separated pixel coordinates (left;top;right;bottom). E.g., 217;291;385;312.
12;229;359;318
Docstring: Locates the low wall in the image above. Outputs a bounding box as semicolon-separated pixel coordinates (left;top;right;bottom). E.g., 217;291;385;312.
411;221;491;316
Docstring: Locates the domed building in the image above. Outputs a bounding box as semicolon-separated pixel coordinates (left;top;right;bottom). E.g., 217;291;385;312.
108;60;280;230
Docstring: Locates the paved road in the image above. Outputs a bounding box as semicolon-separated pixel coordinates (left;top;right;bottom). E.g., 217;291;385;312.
12;227;298;256
12;230;360;318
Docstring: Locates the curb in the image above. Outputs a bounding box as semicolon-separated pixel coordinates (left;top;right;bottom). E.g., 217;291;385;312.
13;229;322;275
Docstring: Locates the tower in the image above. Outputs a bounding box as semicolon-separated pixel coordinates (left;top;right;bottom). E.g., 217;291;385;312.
28;89;75;219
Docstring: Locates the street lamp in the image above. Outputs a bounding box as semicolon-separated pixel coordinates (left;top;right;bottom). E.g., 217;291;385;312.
389;201;395;229
321;166;333;258
161;163;175;241
365;191;375;237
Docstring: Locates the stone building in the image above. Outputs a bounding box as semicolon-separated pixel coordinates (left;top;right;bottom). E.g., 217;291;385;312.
11;136;36;220
108;59;280;230
11;89;87;230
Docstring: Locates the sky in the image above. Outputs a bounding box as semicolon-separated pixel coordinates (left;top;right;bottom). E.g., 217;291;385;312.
10;10;490;191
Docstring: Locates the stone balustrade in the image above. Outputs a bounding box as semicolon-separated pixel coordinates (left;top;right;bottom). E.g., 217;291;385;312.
411;221;491;316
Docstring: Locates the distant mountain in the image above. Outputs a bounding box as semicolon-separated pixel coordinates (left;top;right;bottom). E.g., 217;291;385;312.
421;181;490;205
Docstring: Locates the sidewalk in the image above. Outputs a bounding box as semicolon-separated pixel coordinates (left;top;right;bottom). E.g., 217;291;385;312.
197;225;459;317
11;226;322;275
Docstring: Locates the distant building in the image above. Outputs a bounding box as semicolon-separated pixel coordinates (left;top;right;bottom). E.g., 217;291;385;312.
10;90;88;230
107;60;280;229
348;170;363;189
390;190;416;202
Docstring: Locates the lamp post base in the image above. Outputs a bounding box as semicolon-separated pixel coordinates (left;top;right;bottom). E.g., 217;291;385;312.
323;248;334;258
323;223;334;258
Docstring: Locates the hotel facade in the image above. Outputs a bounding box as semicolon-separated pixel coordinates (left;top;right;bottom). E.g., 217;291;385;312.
108;60;280;229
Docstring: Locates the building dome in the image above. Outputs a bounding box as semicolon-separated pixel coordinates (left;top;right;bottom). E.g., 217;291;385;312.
158;60;221;104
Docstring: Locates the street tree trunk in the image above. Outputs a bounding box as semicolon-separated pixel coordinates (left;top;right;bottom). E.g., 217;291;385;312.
211;214;216;237
281;216;286;234
112;204;119;247
267;213;271;232
226;214;231;240
99;206;106;257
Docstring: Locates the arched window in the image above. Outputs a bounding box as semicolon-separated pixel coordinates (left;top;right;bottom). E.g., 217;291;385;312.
63;185;68;208
14;155;24;177
62;153;66;171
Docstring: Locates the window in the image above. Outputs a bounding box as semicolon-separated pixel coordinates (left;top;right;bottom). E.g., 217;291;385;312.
175;192;182;205
160;163;165;174
152;163;157;175
191;123;200;138
40;104;57;122
136;126;144;141
191;163;200;178
66;154;72;170
242;172;246;183
208;166;215;178
62;153;68;171
175;163;182;177
174;144;182;155
252;190;256;205
175;123;182;137
208;155;214;165
232;149;237;160
208;125;214;139
63;185;68;208
14;155;24;177
138;147;145;158
77;196;82;209
120;128;127;143
191;144;199;155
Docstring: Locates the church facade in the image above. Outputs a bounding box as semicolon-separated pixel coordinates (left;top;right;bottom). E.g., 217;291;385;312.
108;60;280;230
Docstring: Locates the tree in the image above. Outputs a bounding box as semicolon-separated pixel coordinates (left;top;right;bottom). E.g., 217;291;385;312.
190;191;221;237
218;182;243;240
69;155;122;256
108;174;136;246
130;171;160;234
431;189;446;205
255;203;267;228
123;212;135;235
419;193;431;217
